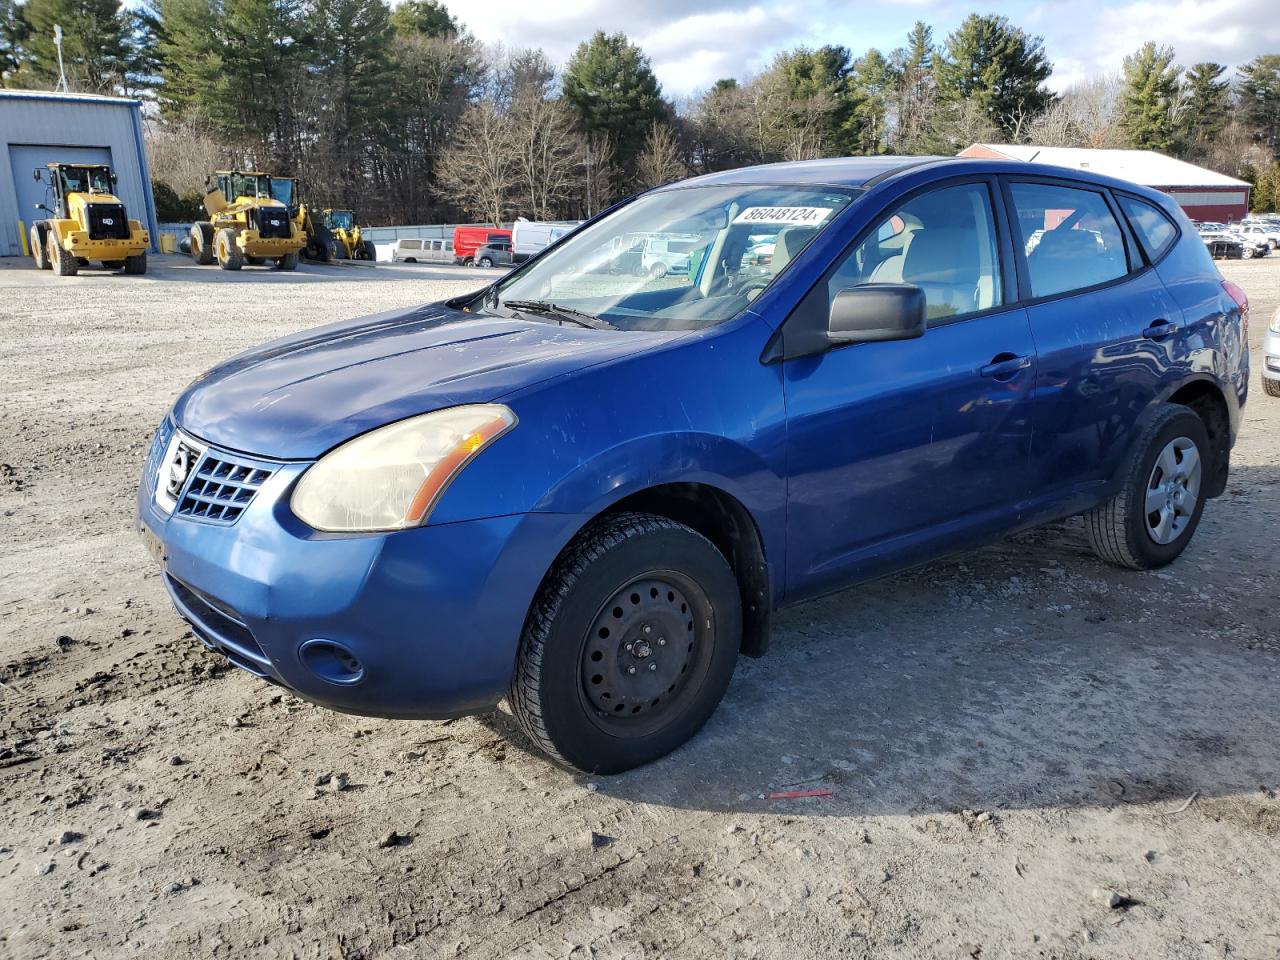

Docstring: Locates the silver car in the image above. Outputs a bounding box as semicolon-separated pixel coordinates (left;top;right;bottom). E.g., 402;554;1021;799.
1265;305;1280;398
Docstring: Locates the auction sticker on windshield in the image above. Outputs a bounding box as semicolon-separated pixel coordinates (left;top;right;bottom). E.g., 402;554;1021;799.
733;206;833;226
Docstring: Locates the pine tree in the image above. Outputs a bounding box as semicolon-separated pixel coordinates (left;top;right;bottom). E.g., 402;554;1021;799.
305;0;392;198
1238;54;1280;159
847;48;894;154
388;0;455;39
16;0;137;92
1;0;27;83
891;21;936;151
768;45;855;155
562;31;666;178
1118;42;1180;152
1179;62;1230;159
935;14;1052;135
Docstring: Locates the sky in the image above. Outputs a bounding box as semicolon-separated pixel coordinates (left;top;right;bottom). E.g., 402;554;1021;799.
439;0;1280;99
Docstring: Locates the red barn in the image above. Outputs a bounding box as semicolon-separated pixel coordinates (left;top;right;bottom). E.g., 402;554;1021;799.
960;144;1251;223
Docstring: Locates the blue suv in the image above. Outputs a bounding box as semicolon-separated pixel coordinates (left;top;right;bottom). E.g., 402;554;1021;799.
137;157;1250;772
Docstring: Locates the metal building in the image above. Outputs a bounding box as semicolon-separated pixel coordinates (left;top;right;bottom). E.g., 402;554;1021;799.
960;144;1252;223
0;89;159;257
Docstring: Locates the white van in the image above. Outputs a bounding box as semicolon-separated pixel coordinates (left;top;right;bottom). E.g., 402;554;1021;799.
392;237;454;264
512;219;581;262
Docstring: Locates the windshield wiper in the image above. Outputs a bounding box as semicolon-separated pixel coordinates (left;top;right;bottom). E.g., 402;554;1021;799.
501;300;616;330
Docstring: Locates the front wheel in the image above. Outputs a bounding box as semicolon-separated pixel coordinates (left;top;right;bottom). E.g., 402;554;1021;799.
123;252;147;275
276;251;299;271
1084;405;1210;570
510;513;741;774
1263;378;1280;398
479;256;493;268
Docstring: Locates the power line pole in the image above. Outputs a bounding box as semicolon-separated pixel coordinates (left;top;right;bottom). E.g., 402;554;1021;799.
53;24;69;92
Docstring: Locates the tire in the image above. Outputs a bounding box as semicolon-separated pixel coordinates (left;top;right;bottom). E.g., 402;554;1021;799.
649;264;668;279
123;252;147;275
30;224;51;270
276;251;299;271
358;241;376;261
1242;246;1253;259
510;513;742;774
214;228;242;270
50;239;78;276
479;256;493;268
1263;378;1280;398
1084;405;1211;570
191;222;214;265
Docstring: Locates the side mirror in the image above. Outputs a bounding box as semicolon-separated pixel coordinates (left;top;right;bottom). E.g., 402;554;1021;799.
828;284;927;345
110;172;118;184
35;203;49;213
32;168;42;182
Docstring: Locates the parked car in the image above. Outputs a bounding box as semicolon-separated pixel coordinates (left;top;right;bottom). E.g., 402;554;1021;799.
1197;225;1245;260
1236;222;1280;250
1198;222;1268;259
138;156;1249;773
453;226;512;265
1265;306;1280;398
391;237;454;264
512;219;580;263
474;241;514;268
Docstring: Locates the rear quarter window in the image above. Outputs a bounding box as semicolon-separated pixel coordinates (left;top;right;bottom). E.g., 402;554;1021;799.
1008;182;1131;299
1117;195;1178;262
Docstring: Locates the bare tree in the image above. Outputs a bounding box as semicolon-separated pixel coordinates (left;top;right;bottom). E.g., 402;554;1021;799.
508;93;583;218
582;132;617;217
435;101;517;225
144;121;233;194
635;122;686;188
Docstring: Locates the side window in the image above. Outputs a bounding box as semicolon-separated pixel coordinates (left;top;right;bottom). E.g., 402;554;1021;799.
1117;195;1178;261
826;182;1003;323
1009;182;1130;299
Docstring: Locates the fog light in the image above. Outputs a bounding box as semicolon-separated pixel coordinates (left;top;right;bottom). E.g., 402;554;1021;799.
299;639;365;685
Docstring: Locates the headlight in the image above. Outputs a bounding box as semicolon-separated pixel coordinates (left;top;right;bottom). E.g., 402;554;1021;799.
1270;307;1280;334
291;405;517;532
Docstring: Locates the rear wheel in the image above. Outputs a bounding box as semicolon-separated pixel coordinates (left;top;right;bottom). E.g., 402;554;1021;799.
30;224;51;270
1263;378;1280;398
214;228;242;271
649;264;668;279
357;241;376;261
1084;405;1210;570
50;239;78;276
479;256;493;268
510;513;741;773
123;252;147;275
276;251;299;271
191;222;215;265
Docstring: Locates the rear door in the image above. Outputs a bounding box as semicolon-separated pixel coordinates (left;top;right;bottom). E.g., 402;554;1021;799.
1002;178;1186;503
782;178;1038;599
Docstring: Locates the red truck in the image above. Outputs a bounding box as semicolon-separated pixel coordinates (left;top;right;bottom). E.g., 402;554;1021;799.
453;226;512;265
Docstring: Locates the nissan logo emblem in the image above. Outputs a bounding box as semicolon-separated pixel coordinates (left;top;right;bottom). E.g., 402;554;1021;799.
165;446;194;497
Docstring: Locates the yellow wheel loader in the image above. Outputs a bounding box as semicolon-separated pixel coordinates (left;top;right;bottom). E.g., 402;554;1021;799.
322;209;376;261
29;163;150;276
267;178;375;263
190;171;305;271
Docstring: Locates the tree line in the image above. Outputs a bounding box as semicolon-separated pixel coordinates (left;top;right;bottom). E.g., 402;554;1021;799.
2;0;1279;223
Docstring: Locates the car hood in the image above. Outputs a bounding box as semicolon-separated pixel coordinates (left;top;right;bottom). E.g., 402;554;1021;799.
173;302;674;459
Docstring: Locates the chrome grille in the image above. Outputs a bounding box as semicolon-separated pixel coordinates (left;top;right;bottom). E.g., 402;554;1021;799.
144;418;176;488
176;450;275;523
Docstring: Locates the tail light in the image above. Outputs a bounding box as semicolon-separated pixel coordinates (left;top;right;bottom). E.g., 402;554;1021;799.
1222;280;1249;339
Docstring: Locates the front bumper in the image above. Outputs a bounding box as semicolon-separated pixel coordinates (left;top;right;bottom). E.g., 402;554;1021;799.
136;434;584;719
236;228;305;258
1264;326;1280;384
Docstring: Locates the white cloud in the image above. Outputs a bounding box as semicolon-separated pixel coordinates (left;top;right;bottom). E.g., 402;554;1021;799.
440;0;1280;97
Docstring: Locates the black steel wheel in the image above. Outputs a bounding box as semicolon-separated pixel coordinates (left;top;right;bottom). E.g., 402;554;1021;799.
580;573;714;738
510;512;741;773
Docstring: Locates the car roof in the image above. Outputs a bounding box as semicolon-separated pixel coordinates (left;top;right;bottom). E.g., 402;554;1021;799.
656;156;1181;204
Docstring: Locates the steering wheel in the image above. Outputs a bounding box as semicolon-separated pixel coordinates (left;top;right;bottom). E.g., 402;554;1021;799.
734;274;773;301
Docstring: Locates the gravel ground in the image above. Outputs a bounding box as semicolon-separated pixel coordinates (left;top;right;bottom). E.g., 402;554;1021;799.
1;253;1278;960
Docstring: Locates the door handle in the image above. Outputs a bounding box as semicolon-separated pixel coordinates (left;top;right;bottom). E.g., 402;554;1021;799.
979;354;1033;380
1142;319;1180;340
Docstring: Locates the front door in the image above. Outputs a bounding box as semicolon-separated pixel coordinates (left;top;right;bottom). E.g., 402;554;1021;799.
782;179;1038;601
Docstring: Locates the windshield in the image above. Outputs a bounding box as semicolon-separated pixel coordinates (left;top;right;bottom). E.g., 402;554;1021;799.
60;167;113;194
269;178;296;209
327;210;354;231
488;184;858;331
228;173;271;200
